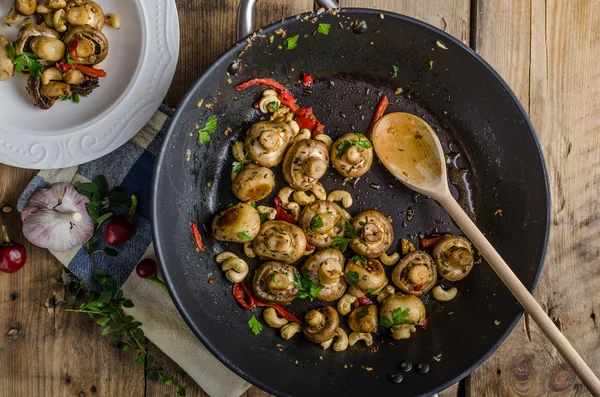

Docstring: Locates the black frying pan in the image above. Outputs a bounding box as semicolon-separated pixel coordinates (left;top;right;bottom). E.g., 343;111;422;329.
151;3;550;397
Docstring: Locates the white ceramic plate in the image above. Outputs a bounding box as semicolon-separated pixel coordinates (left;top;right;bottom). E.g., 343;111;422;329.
0;0;179;169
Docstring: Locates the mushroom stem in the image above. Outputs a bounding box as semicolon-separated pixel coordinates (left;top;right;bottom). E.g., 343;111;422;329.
1;224;10;244
408;264;430;285
267;272;290;292
449;247;473;268
318;261;342;286
306;310;325;328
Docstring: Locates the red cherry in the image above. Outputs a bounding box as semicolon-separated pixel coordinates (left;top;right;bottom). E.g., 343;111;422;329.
136;258;157;279
0;225;27;273
104;216;135;245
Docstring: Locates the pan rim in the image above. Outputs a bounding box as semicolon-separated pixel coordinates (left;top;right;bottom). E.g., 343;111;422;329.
151;8;551;397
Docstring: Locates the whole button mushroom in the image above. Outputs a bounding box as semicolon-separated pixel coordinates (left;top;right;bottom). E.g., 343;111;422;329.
433;235;475;281
245;121;294;168
302;248;347;301
0;36;15;81
391;250;438;296
344;256;388;297
252;261;299;305
252;220;307;264
379;294;426;340
282;139;329;191
62;25;109;65
65;0;105;30
331;133;374;178
348;304;378;333
231;167;276;203
298;200;348;248
350;210;394;258
211;203;261;243
15;0;37;16
302;306;339;343
14;25;61;67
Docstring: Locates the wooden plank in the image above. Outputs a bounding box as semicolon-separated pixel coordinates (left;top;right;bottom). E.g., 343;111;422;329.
0;165;145;397
469;0;600;395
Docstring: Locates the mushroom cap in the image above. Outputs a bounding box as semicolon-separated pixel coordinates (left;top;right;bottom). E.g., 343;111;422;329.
349;210;394;258
63;25;109;65
252;261;299;305
15;25;61;67
245;121;294;167
26;75;56;109
344;257;388;297
282;139;329;191
380;294;426;325
298;200;347;248
252;220;307;264
348;304;378;333
66;0;105;30
30;36;65;62
0;36;15;81
211;203;261;243
331;133;374;178
433;235;474;281
391;250;438;296
302;306;339;343
302;248;347;302
231;167;275;202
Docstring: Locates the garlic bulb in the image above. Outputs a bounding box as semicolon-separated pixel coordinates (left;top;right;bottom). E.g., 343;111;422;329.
21;183;94;252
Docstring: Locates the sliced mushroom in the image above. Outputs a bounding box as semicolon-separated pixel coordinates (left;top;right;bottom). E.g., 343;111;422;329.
331;133;374;178
231;167;275;202
62;25;108;65
433;235;475;281
298;200;346;248
65;0;105;29
302;248;347;301
41;81;70;98
63;68;85;85
282;139;329;191
252;261;298;305
350;210;394;258
344;257;388;297
391;250;437;296
211;203;261;243
14;25;61;67
252;220;307;264
348;304;378;333
379;294;426;340
0;36;14;81
26;75;56;109
245;121;294;167
303;306;339;343
70;75;99;95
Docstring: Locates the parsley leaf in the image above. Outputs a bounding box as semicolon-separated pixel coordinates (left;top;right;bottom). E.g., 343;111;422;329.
19;52;43;77
248;313;263;335
336;140;352;158
317;23;331;35
284;34;299;50
232;152;248;174
346;271;360;285
351;255;366;265
311;214;324;229
391;65;399;78
237;231;253;240
270;101;280;112
259;213;269;224
336;134;371;158
357;309;370;318
197;115;218;144
366;287;377;294
7;42;15;60
330;221;357;251
344;221;358;239
380;307;411;328
294;269;324;301
67;53;76;65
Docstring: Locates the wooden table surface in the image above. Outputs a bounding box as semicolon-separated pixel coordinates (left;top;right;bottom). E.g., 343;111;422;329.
1;0;599;396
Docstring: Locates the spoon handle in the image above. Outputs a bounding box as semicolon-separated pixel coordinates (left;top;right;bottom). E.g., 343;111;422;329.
439;194;600;395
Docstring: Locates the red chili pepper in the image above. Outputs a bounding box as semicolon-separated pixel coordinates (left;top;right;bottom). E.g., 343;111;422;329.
235;78;287;92
358;296;374;305
56;62;72;72
409;284;426;293
208;279;215;284
420;234;450;250
271;305;302;324
189;220;206;252
75;64;107;78
306;243;315;251
232;283;255;310
273;197;296;224
416;318;429;327
295;116;318;132
353;299;360;309
302;73;313;88
69;40;78;61
366;95;389;139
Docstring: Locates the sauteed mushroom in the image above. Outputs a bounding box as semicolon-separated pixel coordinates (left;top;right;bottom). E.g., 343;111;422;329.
15;25;61;67
350;210;394;258
245;121;294;168
26;75;56;109
331;133;374;178
63;25;108;65
379;294;426;340
344;256;388;297
252;220;307;263
391;250;437;296
65;0;105;29
231;167;275;202
0;36;14;81
211;203;261;243
298;200;347;248
282;139;329;191
15;0;37;16
252;261;299;305
433;235;474;281
69;75;99;95
348;304;378;333
30;36;65;61
303;306;339;343
302;248;347;301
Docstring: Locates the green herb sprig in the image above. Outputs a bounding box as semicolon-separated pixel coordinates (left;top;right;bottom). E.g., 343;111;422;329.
7;42;43;77
284;34;299;50
379;307;411;328
336;133;372;158
248;313;263;335
232;152;248;174
391;65;399;78
330;221;357;251
294;269;324;301
317;23;330;35
197;115;218;144
311;214;324;229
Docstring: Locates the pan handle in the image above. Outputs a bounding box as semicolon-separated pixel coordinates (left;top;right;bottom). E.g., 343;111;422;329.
237;0;340;41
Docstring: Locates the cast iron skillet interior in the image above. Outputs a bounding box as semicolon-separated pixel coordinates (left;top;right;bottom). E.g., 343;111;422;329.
152;9;550;397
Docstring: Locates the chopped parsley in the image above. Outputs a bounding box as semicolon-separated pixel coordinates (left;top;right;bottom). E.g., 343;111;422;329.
352;255;367;265
270;101;280;112
197;115;218;144
330;221;357;251
7;43;43;77
379;307;411;328
346;270;360;285
248;201;257;209
66;53;76;65
311;214;324;229
284;34;299;50
248;313;263;335
366;287;377;295
294;269;323;301
232;152;248;174
357;309;370;318
336;133;372;158
259;213;269;224
237;231;253;240
391;65;399;78
317;23;331;35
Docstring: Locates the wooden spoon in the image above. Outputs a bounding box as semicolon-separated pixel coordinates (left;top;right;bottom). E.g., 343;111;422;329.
371;112;600;395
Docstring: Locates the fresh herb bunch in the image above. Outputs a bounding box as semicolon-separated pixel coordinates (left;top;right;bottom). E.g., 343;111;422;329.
198;115;218;144
330;221;358;251
336;133;372;158
62;269;186;396
7;42;43;77
294;269;324;301
379;308;411;328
